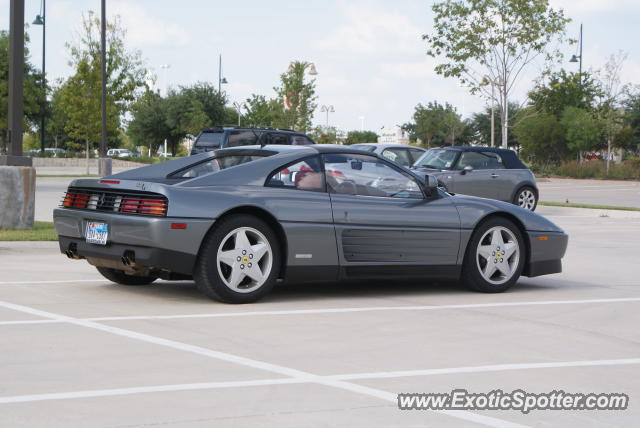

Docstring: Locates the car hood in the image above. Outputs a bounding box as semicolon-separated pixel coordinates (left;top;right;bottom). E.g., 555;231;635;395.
450;194;564;233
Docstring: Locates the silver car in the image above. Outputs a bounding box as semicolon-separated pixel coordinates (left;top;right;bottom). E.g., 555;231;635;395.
54;145;566;303
350;143;427;168
411;147;539;211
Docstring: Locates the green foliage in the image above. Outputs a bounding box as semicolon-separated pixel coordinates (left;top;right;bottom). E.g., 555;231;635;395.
0;222;57;241
57;12;146;153
128;82;226;155
275;61;317;132
560;107;602;154
529;70;601;117
514;109;566;163
0;30;44;151
344;130;378;145
408;101;464;147
309;126;337;144
552;160;640;180
243;94;286;128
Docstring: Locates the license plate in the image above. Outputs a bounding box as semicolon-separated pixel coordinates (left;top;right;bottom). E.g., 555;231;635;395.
86;221;108;245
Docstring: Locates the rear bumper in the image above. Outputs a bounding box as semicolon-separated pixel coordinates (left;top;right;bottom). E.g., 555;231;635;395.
523;231;568;277
54;207;215;275
58;236;196;275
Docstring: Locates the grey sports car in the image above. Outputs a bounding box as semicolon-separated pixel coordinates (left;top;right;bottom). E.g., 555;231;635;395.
411;146;539;211
54;145;567;303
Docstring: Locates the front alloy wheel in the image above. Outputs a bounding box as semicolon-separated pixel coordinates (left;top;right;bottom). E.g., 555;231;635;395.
462;218;525;293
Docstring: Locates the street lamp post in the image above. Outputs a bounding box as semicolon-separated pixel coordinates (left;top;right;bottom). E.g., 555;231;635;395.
98;0;111;176
320;105;334;127
218;54;228;94
232;102;243;126
32;0;45;154
569;23;583;84
159;64;171;95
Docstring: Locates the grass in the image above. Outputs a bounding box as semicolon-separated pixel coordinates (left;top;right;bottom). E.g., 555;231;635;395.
0;221;58;241
539;201;640;211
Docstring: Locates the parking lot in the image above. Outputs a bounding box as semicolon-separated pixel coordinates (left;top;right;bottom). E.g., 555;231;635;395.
1;205;639;427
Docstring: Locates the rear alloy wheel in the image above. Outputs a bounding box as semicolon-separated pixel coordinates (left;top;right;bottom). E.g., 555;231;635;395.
96;267;157;286
462;218;525;293
514;186;537;211
194;215;280;303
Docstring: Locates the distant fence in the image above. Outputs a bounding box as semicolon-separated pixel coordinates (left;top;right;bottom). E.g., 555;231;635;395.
32;158;144;169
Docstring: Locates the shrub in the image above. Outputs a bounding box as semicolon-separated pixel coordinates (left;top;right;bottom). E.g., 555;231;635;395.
552;160;640;179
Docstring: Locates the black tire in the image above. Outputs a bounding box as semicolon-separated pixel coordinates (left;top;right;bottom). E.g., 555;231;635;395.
461;217;526;293
96;267;158;286
513;186;538;211
194;214;281;303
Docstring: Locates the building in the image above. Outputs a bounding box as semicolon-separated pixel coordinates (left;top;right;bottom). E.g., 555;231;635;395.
378;126;409;145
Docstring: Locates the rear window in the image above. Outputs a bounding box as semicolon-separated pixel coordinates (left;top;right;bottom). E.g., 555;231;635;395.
195;132;225;148
170;154;269;179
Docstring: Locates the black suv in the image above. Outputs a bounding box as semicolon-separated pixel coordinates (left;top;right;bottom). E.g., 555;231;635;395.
190;127;316;155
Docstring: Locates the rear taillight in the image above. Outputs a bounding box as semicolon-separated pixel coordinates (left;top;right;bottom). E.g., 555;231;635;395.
63;192;90;209
119;197;166;216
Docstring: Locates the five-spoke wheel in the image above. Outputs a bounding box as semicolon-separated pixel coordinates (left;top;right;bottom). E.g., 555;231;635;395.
194;215;280;303
462;217;525;292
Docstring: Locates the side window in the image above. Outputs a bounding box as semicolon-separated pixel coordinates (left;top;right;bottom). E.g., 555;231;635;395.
456;151;495;170
291;135;313;145
267;133;290;145
323;154;422;199
408;148;426;164
266;156;324;192
382;148;412;167
482;151;506;169
227;131;261;147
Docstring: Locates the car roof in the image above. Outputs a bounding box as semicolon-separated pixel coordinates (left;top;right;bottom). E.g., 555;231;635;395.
199;127;306;135
219;144;378;155
436;145;515;153
354;143;425;150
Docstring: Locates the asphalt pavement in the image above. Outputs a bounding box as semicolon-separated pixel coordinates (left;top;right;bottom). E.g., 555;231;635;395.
1;206;639;427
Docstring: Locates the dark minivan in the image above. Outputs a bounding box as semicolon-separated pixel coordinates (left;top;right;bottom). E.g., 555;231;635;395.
190;127;316;155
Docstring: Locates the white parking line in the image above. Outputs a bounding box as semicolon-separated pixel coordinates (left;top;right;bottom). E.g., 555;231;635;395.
1;297;639;326
0;279;106;285
0;298;523;428
1;358;637;405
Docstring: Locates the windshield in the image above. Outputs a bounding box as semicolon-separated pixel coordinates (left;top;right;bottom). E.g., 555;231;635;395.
171;154;270;179
195;132;225;148
413;149;459;170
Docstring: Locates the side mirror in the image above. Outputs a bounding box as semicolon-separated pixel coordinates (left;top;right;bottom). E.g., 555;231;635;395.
422;174;438;197
461;165;473;175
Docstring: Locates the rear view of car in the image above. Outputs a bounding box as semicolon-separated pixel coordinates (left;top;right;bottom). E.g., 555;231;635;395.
190;127;316;155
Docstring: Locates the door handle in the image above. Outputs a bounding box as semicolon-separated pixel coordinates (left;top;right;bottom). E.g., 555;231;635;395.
491;174;499;178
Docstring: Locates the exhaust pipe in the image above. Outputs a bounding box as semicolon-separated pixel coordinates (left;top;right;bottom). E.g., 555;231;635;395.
66;243;80;259
121;250;136;266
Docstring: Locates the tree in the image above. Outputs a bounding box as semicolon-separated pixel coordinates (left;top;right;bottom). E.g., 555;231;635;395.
528;70;601;118
470;102;522;147
0;30;44;152
513;109;566;163
409;101;462;147
46;83;71;150
424;0;571;148
344;130;378;145
596;52;629;170
58;12;146;155
624;91;640;151
243;94;286;128
560;107;601;158
127;90;169;154
275;61;317;132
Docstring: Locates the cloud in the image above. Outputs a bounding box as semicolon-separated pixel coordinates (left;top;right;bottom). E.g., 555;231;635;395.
550;0;640;13
314;3;424;56
109;1;190;47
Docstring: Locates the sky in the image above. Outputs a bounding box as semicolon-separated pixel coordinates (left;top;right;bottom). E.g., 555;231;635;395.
1;0;639;133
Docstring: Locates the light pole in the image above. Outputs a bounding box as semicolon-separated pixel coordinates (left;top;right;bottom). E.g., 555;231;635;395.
32;0;45;154
569;23;583;84
98;0;111;176
159;64;171;95
232;102;243;126
320;105;334;127
218;54;228;94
